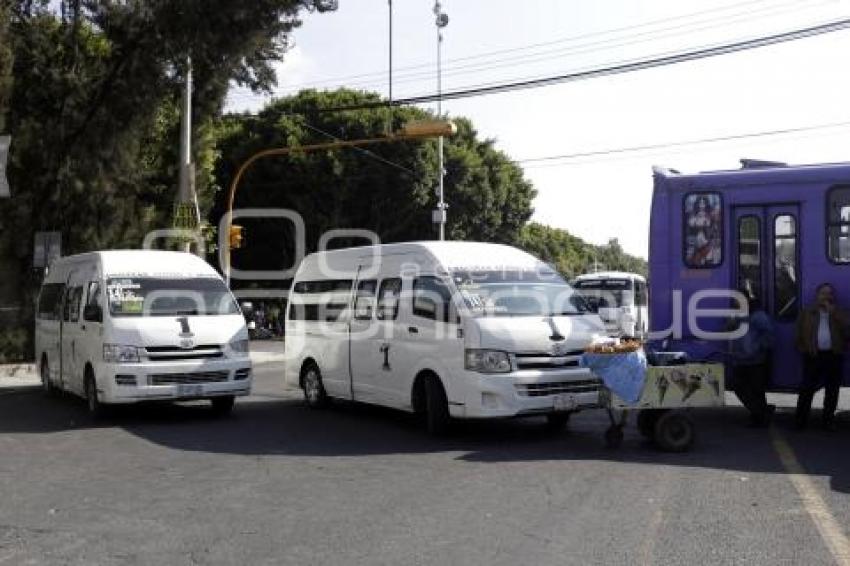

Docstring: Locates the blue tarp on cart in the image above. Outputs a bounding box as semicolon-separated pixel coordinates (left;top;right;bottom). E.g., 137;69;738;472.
581;350;648;404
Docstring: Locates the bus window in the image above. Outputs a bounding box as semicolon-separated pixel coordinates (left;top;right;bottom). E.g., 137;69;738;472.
737;216;762;301
827;186;850;264
634;279;648;307
684;193;723;268
774;215;799;321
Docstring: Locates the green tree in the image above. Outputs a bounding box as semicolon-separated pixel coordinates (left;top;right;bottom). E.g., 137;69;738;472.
212;88;537;283
0;1;336;359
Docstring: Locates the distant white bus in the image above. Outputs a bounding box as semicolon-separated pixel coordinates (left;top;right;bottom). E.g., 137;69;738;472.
35;250;252;417
572;272;648;339
284;241;607;434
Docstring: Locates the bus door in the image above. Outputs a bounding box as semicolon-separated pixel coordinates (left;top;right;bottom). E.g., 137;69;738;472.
732;204;802;389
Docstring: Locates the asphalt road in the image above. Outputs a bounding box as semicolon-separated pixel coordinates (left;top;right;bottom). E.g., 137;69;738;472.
1;361;849;566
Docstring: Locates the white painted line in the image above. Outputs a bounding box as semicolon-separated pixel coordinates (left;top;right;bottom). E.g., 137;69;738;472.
771;429;850;566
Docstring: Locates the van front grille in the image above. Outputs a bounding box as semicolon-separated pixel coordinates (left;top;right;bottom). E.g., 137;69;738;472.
148;371;230;385
145;345;223;361
515;379;601;397
514;350;584;371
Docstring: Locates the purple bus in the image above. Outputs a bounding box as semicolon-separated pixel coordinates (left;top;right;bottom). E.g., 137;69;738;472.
649;160;850;391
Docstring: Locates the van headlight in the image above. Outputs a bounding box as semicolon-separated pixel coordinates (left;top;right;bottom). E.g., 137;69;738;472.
465;349;511;373
103;344;142;363
228;339;250;357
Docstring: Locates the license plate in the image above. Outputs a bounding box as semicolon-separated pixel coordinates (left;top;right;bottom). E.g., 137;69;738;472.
553;393;578;411
176;384;203;397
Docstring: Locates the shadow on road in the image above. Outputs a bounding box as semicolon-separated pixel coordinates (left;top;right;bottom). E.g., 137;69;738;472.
1;385;847;494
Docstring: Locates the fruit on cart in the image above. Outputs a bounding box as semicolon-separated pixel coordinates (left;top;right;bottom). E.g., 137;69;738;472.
584;340;643;354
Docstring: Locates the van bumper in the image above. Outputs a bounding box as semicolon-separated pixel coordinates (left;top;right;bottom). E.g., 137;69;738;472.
448;367;601;419
94;359;253;404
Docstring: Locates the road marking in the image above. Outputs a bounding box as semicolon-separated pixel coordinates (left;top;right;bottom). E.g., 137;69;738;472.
770;428;850;566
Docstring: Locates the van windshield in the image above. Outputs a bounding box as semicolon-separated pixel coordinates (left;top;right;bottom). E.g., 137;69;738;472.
106;277;239;317
573;279;634;309
451;270;589;316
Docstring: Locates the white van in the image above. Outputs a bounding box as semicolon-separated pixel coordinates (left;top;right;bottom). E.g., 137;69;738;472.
35;250;252;416
572;272;648;339
284;242;606;433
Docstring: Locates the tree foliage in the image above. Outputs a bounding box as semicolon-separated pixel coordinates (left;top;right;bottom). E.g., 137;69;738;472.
212;88;537;283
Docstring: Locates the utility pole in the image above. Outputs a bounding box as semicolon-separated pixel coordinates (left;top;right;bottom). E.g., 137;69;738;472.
176;55;200;253
433;1;449;241
387;0;393;136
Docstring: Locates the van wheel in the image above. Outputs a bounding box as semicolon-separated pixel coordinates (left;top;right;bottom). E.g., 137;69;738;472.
84;373;104;419
41;358;56;397
210;396;235;416
302;364;329;409
424;375;451;435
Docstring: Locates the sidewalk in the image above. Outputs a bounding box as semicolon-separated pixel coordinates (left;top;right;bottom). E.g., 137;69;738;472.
0;341;285;389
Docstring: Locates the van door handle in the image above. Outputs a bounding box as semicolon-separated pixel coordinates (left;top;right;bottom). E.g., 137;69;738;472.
408;326;419;334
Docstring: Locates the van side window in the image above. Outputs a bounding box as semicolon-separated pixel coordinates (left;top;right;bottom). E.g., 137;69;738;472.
683;192;723;268
64;287;83;323
84;281;102;320
354;280;377;320
412;276;452;321
634;280;648;307
376;278;402;321
774;214;799;321
37;283;64;321
827;186;850;264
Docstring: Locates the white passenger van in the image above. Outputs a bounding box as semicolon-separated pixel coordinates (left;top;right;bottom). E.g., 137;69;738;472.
35;250;252;416
284;242;606;433
572;272;648;339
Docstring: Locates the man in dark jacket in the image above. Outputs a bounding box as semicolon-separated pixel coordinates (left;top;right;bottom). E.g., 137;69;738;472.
729;297;775;427
795;283;849;430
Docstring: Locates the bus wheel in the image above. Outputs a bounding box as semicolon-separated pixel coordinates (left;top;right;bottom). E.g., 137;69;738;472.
653;410;695;452
424;374;451;435
302;364;329;409
40;357;56;397
210;396;235;416
84;372;104;419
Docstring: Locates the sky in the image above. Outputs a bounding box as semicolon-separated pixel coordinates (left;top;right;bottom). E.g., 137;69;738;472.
226;0;850;258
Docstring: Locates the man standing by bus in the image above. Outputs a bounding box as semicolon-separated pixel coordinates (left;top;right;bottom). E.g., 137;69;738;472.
795;283;849;431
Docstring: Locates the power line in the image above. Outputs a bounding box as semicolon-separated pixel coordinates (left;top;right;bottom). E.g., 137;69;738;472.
292;17;850;113
257;0;810;90
263;0;832;95
514;120;850;165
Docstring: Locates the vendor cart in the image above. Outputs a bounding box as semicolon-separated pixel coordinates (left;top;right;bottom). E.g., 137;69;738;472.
584;352;726;452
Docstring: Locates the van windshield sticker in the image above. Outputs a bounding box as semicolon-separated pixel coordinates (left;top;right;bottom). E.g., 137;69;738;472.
107;281;144;313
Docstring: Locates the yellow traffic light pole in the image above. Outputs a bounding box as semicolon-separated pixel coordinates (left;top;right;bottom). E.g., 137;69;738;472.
223;120;456;286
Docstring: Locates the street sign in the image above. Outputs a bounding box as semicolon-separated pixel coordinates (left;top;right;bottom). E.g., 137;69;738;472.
33;232;61;269
0;135;10;198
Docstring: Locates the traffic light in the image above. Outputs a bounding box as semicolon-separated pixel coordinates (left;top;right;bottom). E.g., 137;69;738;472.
229;225;245;249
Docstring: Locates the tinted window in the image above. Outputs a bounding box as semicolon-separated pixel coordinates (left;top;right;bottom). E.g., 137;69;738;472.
412;276;453;321
293;280;352;294
83;281;102;321
684;192;723;268
635;280;648;307
64;287;82;323
353;280;377;321
737;216;762;303
774;215;799;320
827;186;850;264
37;283;64;320
376;278;402;321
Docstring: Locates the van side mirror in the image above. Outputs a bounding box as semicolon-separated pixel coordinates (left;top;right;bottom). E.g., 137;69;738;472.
83;304;102;323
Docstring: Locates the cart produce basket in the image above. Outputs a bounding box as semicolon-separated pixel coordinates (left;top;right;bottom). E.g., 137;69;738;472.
582;344;725;451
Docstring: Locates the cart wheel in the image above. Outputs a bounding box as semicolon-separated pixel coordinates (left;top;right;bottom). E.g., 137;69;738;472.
653;410;695;452
637;410;662;438
604;425;624;449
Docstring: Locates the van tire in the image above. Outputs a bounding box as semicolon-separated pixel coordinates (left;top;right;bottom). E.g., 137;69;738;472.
84;372;104;419
302;363;329;409
210;396;235;416
424;374;451;435
41;357;56;397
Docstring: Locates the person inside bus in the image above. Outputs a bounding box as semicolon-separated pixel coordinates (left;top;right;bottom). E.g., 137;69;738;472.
728;295;775;427
794;283;849;431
